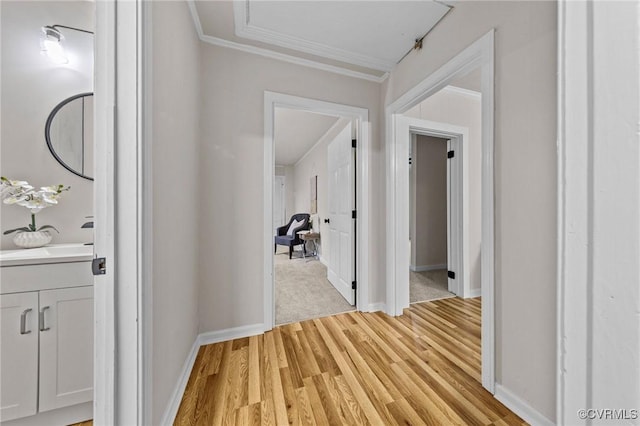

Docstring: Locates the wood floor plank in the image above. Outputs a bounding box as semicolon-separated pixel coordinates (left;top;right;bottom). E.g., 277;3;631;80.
174;298;527;426
247;335;261;405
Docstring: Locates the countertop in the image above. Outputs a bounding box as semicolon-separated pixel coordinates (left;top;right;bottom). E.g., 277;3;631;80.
0;243;93;267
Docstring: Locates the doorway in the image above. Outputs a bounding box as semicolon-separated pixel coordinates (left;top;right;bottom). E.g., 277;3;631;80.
264;92;370;330
409;133;459;304
385;30;495;392
272;108;356;325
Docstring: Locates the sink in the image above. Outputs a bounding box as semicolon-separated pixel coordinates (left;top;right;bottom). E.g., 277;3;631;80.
0;243;93;266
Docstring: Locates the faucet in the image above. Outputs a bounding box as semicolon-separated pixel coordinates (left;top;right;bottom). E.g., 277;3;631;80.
81;216;93;245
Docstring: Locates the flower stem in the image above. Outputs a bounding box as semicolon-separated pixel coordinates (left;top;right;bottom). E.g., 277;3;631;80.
31;214;36;232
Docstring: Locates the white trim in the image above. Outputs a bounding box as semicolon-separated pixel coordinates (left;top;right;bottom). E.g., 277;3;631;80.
186;0;387;83
410;263;447;272
294;119;349;168
198;323;265;347
158;339;200;426
468;287;481;299
264;92;370;332
319;255;328;267
494;385;555;426
140;1;154;424
233;0;394;72
557;1;640;423
385;30;495;394
93;1;116;424
366;303;386;313
442;85;482;100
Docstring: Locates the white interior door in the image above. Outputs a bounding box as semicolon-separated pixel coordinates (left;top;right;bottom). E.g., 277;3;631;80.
327;123;355;305
273;175;286;234
446;137;462;295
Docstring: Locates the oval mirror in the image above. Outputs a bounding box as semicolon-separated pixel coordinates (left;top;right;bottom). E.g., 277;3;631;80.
45;92;94;181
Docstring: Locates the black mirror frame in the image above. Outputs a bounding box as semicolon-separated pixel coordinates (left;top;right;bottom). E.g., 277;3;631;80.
44;92;94;181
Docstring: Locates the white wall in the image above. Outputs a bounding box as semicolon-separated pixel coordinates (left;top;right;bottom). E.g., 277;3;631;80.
275;165;295;221
151;1;201;423
405;87;482;290
198;43;381;332
383;1;557;420
0;1;94;249
410;135;447;269
293;119;350;261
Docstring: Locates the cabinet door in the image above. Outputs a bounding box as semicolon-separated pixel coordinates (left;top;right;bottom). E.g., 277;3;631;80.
0;292;38;422
39;286;94;412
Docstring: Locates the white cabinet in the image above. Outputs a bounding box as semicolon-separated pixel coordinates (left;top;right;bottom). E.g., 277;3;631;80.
0;256;93;425
0;293;39;421
39;287;94;412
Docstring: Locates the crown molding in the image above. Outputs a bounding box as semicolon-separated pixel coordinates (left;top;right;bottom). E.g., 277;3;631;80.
187;1;388;83
442;85;482;99
233;0;395;72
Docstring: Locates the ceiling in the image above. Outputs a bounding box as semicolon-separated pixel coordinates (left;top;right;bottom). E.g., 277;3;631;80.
192;0;453;81
274;108;340;166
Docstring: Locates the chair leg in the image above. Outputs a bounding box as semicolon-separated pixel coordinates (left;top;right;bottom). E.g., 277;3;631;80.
289;245;293;259
303;242;307;254
274;243;277;254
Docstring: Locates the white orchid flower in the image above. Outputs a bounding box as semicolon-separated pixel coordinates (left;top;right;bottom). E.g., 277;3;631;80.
3;194;28;205
1;178;70;234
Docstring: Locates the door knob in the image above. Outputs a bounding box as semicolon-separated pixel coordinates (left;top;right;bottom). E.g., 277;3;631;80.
324;218;330;224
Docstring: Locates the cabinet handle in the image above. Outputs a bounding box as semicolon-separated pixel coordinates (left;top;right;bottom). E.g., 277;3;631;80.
20;308;32;334
39;306;50;332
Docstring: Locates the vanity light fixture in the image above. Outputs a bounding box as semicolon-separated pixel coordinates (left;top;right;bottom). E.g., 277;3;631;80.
40;24;94;65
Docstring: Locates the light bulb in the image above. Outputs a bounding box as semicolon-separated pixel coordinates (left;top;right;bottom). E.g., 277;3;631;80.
41;26;68;65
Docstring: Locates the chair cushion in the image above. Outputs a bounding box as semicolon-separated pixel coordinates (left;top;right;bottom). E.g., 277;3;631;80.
287;219;304;236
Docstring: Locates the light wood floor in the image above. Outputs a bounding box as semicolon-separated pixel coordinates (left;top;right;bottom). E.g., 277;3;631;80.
175;297;525;425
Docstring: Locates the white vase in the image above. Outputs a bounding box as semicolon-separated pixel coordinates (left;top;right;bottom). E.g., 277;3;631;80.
12;231;52;249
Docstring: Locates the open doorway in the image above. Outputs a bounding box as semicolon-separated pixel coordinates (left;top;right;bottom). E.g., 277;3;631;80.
386;31;494;390
409;134;456;303
272;107;356;325
264;92;370;330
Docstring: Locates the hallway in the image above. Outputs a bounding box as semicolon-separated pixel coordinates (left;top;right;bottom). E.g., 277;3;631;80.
175;297;524;425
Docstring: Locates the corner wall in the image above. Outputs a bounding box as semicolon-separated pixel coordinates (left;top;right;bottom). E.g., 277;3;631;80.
150;1;201;423
197;43;381;332
384;1;557;420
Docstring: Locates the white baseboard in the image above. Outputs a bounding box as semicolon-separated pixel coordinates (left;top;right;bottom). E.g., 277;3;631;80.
160;337;200;425
319;255;328;267
494;384;554;426
410;263;447;272
367;302;386;312
161;323;265;425
198;323;265;346
467;287;482;298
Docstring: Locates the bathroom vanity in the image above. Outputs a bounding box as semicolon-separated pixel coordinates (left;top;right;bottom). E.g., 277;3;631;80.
0;244;94;425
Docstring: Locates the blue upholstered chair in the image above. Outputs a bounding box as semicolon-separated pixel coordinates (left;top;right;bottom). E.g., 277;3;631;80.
274;213;310;259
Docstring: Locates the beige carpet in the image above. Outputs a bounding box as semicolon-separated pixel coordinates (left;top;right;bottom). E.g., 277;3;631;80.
275;246;354;325
410;269;455;303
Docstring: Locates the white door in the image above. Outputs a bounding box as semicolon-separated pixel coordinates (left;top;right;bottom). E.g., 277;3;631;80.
0;292;39;422
273;175;286;234
39;286;94;412
327;123;355;305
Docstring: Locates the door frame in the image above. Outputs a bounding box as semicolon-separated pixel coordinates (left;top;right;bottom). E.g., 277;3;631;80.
403;117;470;298
263;92;370;330
94;0;146;424
385;30;495;393
273;175;286;234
